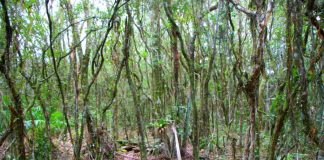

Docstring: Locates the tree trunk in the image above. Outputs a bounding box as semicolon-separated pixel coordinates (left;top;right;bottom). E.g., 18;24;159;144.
0;1;26;159
169;6;180;119
201;34;217;138
45;0;74;150
293;0;323;151
62;1;84;158
151;0;164;117
123;4;147;159
267;0;293;158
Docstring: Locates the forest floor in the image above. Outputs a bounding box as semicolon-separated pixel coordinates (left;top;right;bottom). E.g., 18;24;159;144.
2;130;313;159
44;133;317;160
50;131;249;160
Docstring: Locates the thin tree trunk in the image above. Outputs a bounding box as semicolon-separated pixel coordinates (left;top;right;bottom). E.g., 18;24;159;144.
267;1;293;158
163;1;197;156
230;0;274;159
201;28;217;138
151;0;164;117
123;4;147;160
169;6;180;119
45;0;74;149
62;1;83;158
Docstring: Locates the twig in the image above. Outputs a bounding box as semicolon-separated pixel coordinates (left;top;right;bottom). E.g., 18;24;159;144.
42;16;97;53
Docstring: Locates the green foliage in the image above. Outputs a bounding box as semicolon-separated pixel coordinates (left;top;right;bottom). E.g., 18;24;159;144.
1;95;10;106
25;106;45;130
292;66;299;80
0;96;10;132
33;126;51;159
0;0;322;158
24;106;51;159
283;153;308;160
140;50;148;59
50;111;65;133
74;3;84;14
199;137;208;149
148;116;172;128
23;0;37;9
0;108;9;132
270;92;285;113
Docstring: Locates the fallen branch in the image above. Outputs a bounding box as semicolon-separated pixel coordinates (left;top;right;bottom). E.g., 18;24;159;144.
114;152;140;160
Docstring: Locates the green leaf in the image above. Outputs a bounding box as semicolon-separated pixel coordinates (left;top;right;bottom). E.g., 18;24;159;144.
140;50;148;59
51;111;63;120
292;66;298;79
270;92;285;113
50;111;64;130
2;95;10;106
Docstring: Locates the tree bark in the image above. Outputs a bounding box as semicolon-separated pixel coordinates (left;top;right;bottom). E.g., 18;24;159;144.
123;4;147;160
45;0;74;149
151;0;164;117
293;0;323;151
0;0;26;159
267;1;293;159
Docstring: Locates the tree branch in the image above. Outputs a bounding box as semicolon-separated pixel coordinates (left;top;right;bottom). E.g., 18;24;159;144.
228;0;256;16
45;0;74;146
163;0;190;64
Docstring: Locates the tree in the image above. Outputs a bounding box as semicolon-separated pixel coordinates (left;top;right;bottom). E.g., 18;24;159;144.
0;0;323;159
0;1;26;159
